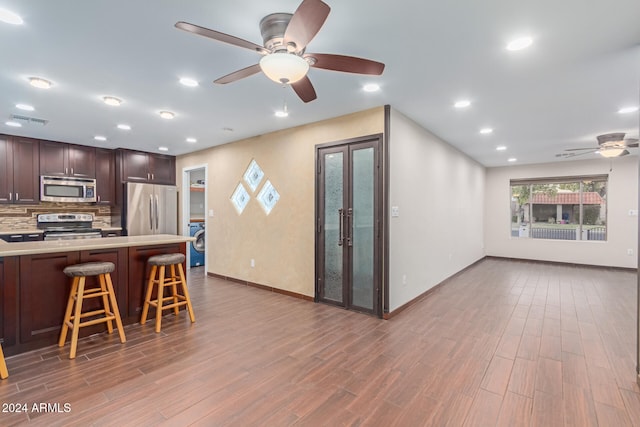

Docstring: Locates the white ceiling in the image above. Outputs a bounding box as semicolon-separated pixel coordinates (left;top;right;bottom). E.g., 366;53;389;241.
1;0;639;167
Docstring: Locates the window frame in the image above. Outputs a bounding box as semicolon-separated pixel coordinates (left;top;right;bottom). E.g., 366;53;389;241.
510;174;608;242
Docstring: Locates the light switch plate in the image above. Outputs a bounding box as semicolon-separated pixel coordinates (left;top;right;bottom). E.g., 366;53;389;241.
208;209;214;217
391;206;400;217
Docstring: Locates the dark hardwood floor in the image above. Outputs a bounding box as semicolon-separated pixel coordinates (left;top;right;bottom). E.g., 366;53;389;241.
0;258;638;426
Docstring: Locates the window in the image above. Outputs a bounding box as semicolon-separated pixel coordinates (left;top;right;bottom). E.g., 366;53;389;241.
510;175;607;241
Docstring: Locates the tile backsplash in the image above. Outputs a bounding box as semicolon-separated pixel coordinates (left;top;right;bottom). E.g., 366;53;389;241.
0;203;112;231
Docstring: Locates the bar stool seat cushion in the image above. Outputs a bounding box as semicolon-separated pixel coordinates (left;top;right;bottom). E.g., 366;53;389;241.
148;253;185;266
63;262;115;277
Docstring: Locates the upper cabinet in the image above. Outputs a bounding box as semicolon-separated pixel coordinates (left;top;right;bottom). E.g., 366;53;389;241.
95;148;115;205
40;141;95;178
0;135;40;204
118;149;175;185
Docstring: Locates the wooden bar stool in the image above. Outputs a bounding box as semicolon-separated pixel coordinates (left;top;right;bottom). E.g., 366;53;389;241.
141;253;195;333
59;262;126;359
0;343;8;379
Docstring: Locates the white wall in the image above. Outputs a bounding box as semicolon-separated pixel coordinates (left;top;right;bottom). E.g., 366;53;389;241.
388;109;486;311
485;156;638;268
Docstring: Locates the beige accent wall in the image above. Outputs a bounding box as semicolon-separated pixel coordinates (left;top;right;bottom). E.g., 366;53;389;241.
176;107;384;297
485;156;638;268
388;109;486;311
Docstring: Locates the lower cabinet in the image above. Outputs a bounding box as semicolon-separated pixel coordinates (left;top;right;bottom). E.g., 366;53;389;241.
19;251;80;345
4;242;185;354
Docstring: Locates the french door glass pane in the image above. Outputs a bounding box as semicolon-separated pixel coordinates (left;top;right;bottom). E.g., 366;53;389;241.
323;152;344;303
351;147;374;310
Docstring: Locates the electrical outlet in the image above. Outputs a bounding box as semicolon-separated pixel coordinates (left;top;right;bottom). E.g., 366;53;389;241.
251;259;255;267
627;249;634;256
402;274;407;285
629;209;638;216
391;206;400;217
209;209;214;217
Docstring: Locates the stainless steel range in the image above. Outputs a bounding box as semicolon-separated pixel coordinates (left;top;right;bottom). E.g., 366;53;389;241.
37;213;102;241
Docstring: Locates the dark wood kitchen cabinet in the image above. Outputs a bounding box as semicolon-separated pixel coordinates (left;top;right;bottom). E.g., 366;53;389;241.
0;135;40;204
118;149;175;185
18;251;80;345
18;248;127;348
0;257;18;352
95;147;115;204
40;140;96;178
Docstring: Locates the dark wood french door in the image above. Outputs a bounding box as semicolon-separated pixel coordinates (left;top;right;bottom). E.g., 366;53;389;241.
315;135;382;316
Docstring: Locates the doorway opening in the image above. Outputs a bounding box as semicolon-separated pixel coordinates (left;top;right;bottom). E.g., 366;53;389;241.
181;165;207;271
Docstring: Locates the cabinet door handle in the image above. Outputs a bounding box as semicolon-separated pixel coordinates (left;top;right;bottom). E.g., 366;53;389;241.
15;193;19;201
147;173;150;180
151;173;154;180
8;192;11;201
97;195;101;203
71;167;74;175
65;167;68;175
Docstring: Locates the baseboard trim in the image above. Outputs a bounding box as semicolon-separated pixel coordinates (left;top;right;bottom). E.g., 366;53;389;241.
485;255;637;273
207;272;314;302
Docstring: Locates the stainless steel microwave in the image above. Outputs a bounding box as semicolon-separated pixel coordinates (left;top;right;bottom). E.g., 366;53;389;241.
40;176;97;203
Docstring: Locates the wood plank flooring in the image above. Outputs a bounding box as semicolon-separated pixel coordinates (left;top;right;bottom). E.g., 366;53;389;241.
0;258;638;426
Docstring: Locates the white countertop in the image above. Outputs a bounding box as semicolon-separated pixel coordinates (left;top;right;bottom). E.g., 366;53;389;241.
0;234;195;257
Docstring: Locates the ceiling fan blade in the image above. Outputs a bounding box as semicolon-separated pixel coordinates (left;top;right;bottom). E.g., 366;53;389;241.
284;0;330;51
619;149;630;156
557;149;597;158
306;53;385;75
291;76;317;103
624;139;638;147
564;147;598;152
175;21;267;54
214;64;262;84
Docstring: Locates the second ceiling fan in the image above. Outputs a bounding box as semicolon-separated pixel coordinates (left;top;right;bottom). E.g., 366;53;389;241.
175;0;385;103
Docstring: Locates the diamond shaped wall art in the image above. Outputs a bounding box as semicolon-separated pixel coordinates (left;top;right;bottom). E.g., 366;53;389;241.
230;183;250;214
243;159;264;192
257;180;280;215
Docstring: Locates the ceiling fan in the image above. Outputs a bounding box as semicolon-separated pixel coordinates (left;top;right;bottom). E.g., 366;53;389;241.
175;0;385;103
556;132;639;159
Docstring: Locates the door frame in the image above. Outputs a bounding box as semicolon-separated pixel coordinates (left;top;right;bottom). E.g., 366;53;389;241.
314;133;385;317
181;164;208;271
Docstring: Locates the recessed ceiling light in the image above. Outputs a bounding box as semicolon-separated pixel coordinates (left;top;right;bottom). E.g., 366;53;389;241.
117;124;131;130
454;100;471;108
508;157;517;162
16;103;34;111
159;111;175;119
29;77;52;89
186;137;197;143
0;8;23;25
94;135;107;141
103;96;122;106
5;121;22;127
480;128;493;134
363;83;380;92
275;110;289;118
506;37;533;51
618;106;639;114
179;77;199;87
496;146;507;151
158;146;169;152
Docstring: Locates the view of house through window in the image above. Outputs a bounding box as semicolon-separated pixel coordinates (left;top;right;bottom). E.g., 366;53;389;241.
510;175;607;241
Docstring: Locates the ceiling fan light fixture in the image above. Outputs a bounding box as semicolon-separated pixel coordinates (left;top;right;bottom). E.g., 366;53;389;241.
506;36;533;51
599;147;625;158
259;53;309;84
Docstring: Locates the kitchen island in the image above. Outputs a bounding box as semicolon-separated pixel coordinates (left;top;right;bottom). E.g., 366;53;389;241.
0;234;194;356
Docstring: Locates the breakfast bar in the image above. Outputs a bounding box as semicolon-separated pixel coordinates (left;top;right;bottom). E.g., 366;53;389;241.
0;234;194;356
